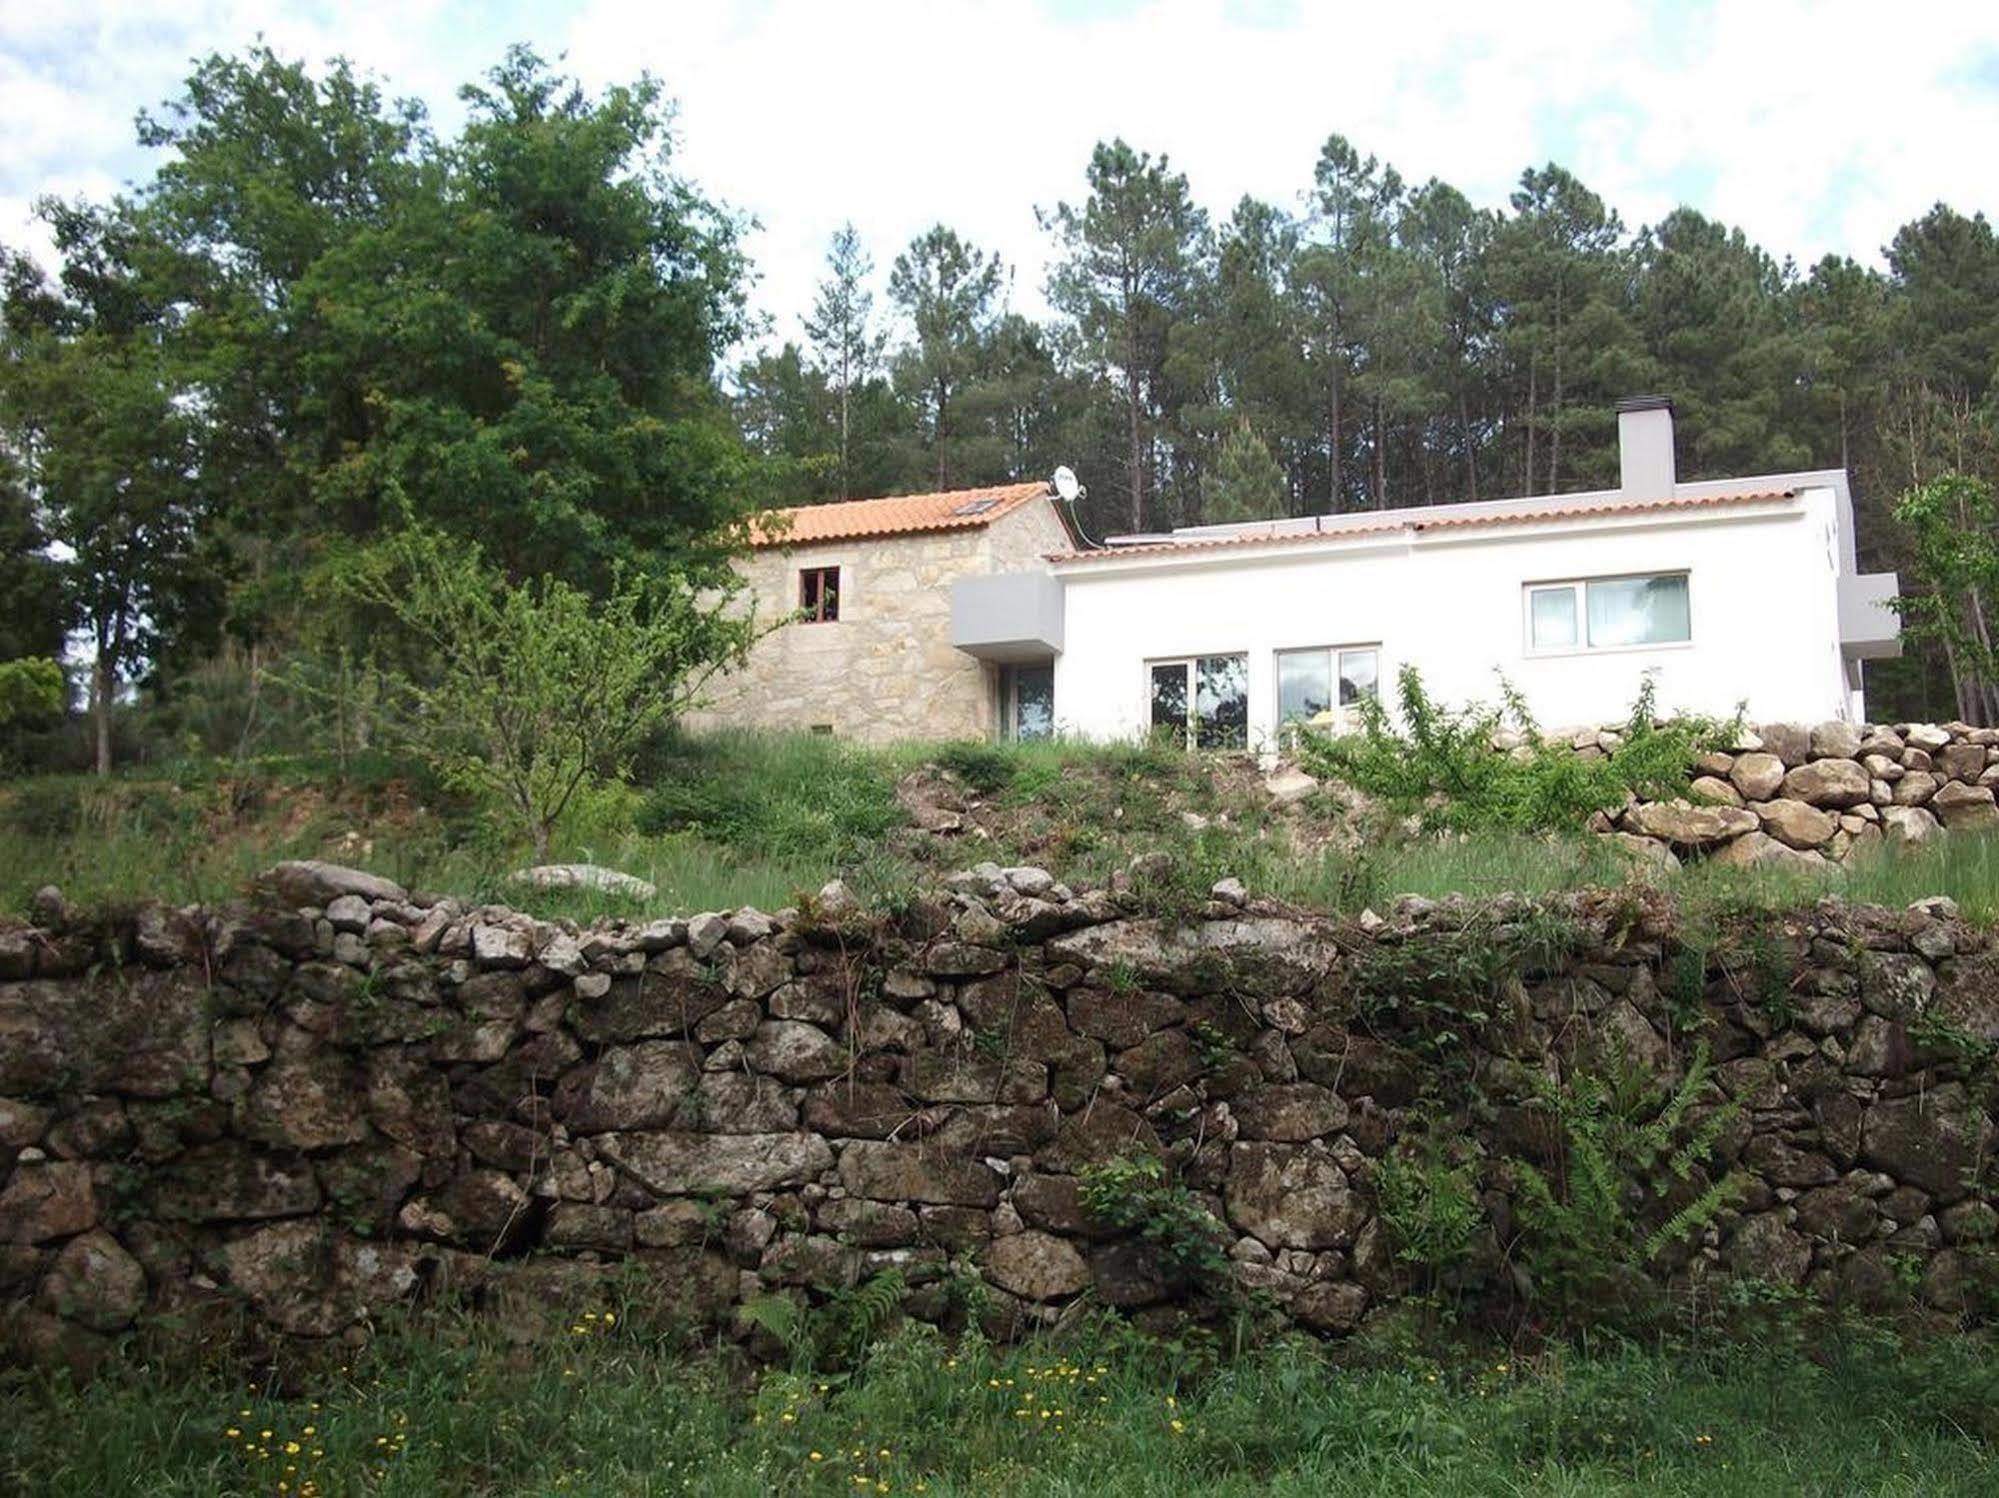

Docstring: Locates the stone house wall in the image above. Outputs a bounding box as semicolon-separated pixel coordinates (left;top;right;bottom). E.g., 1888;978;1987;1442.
4;858;1997;1365
683;500;1072;745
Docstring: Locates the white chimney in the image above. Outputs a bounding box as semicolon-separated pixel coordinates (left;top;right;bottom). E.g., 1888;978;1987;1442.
1617;396;1676;498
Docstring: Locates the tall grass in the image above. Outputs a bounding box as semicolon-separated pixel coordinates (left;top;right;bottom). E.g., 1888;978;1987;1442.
7;734;1999;926
4;1316;1995;1497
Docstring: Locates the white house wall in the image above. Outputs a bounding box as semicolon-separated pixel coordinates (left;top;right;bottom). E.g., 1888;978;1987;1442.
1050;489;1851;746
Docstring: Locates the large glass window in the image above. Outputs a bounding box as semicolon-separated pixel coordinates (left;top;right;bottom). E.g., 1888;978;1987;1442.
1527;574;1689;652
1149;654;1248;750
1001;663;1054;742
1278;646;1379;727
1338;648;1378;706
1528;586;1578;650
1278;649;1332;724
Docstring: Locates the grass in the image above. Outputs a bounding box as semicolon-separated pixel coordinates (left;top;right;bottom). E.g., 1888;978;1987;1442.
4;731;1999;926
5;1314;1997;1496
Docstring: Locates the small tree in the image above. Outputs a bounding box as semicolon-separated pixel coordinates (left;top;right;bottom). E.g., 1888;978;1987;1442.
1205;421;1287;522
1893;473;1999;725
336;529;755;862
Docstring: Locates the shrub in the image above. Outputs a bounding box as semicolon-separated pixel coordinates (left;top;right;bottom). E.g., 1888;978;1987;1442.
1079;1156;1231;1291
635;730;900;862
1377;1137;1484;1290
1300;667;1732;834
1510;1042;1742;1327
933;740;1018;795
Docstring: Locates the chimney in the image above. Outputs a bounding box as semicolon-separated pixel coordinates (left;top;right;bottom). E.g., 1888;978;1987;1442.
1616;396;1676;497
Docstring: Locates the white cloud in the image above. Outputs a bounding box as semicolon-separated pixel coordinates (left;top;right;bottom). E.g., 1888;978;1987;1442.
5;0;1999;347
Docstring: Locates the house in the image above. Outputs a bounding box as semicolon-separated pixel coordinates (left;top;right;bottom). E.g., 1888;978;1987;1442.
1041;400;1901;747
681;480;1074;743
696;398;1902;747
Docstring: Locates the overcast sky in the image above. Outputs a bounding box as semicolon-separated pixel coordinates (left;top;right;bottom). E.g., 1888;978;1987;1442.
6;0;1999;351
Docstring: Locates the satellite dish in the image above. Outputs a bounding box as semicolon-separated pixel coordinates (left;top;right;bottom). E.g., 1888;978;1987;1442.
1052;466;1081;503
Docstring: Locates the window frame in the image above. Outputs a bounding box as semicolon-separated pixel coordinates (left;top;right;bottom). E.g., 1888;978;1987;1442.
1146;652;1251;752
799;565;841;624
998;662;1055;743
1524;571;1691;657
1276;643;1381;727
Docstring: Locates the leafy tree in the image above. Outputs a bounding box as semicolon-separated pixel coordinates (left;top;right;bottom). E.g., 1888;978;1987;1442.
1893;474;1999;724
803;223;885;499
134;46;754;600
735;342;839;506
1042;140;1211;531
0;216;212;776
334;528;758;861
0;448;65;663
888;225;1002;488
1205;422;1287;522
1293;136;1405;512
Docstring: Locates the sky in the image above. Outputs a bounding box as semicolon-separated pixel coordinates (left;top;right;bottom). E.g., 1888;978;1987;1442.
5;0;1999;352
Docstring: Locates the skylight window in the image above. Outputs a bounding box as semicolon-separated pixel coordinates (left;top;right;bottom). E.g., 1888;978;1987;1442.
952;497;999;516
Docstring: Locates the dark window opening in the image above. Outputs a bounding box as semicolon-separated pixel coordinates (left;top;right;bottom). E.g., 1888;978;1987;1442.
1149;654;1248;751
800;566;841;622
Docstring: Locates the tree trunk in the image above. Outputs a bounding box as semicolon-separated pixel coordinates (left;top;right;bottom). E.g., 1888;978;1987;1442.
1126;367;1145;531
1326;370;1343;514
838;347;852;500
1371;395;1386;509
1522;356;1538;495
1547;287;1565;493
532;818;551;865
1460;391;1477;502
91;650;112;778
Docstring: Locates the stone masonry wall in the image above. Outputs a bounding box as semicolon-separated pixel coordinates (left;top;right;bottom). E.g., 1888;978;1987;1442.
4;858;1998;1367
1534;719;1999;870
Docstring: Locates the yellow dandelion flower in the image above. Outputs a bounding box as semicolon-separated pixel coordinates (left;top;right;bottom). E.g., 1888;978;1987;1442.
285;1441;301;1455
1170;1420;1185;1435
809;1451;824;1463
225;1428;241;1439
603;1313;615;1326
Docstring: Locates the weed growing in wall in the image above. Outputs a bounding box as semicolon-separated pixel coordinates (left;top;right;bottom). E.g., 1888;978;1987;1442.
1078;1157;1232;1291
1510;1042;1742;1329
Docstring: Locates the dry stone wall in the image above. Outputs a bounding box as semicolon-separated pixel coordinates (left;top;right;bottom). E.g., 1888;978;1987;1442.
1540;719;1999;869
4;858;1998;1367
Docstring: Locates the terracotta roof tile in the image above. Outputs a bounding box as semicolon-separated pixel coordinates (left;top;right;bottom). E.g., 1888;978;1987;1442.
1049;488;1796;564
752;481;1050;547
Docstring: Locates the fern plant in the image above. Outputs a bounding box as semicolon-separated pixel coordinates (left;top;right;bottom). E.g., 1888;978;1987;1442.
1510;1042;1741;1326
738;1269;908;1372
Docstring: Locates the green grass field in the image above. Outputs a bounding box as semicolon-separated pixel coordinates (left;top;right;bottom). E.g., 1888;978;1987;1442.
5;1316;1997;1496
5;731;1999;926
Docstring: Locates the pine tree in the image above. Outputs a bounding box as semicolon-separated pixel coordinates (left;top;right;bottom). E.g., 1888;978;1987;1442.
1041;140;1212;532
1205;422;1287;522
803;223;884;499
888;225;1002;488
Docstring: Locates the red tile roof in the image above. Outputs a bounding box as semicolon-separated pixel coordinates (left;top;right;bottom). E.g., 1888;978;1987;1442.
1049;488;1796;563
752;481;1051;548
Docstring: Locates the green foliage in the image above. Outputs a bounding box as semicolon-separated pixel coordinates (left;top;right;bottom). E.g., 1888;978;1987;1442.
1351;904;1587;1069
1893;473;1999;724
1377;1138;1484;1288
9;1311;1999;1496
932;739;1019;795
327;529;754;861
1078;1155;1231;1290
1204;422;1288;522
1301;666;1730;834
634;729;901;863
0;658;64;731
1511;1042;1742;1327
738;1270;907;1374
